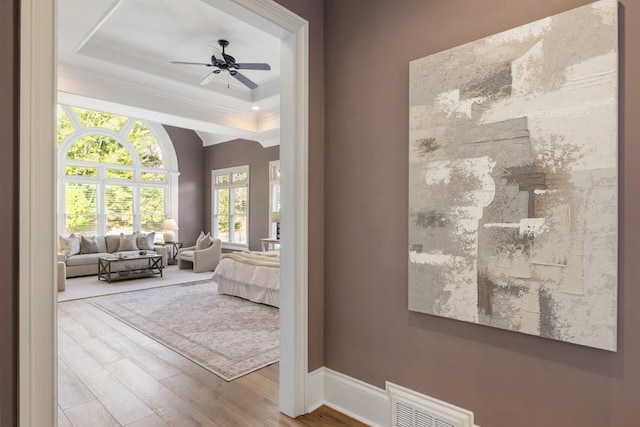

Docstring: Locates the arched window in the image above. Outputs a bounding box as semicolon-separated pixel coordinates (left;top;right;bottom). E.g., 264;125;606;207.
57;105;179;237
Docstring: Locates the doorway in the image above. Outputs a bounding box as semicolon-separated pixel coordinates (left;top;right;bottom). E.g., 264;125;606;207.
19;0;310;425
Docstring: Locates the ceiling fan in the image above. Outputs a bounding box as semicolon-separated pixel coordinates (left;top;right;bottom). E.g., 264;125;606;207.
171;39;271;89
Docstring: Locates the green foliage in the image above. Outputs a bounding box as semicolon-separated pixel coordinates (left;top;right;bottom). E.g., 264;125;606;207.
59;105;168;235
64;183;97;234
215;188;247;242
105;185;133;232
140;187;165;231
72;107;127;131
106;169;134;180
128;121;164;168
141;172;166;182
65;166;97;177
67;135;133;165
57;106;75;145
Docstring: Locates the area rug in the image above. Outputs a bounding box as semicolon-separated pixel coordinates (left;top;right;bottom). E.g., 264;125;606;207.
90;282;279;381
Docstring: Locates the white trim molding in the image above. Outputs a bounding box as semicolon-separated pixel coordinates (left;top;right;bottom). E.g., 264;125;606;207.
19;0;57;425
307;368;390;427
307;368;481;427
278;18;310;417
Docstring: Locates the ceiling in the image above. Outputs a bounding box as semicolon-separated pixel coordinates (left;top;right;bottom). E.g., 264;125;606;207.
58;0;282;147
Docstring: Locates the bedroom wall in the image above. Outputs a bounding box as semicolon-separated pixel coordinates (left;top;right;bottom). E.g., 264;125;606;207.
204;140;279;251
323;0;639;426
164;126;206;246
0;0;18;424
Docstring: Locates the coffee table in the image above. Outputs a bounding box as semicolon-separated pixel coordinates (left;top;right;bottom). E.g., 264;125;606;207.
98;254;163;283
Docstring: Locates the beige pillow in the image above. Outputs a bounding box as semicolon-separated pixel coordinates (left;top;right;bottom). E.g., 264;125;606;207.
105;235;121;253
80;235;100;254
118;233;139;251
196;232;212;250
136;232;155;250
59;234;81;256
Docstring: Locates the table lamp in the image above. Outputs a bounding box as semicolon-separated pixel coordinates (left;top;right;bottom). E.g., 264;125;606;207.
162;218;178;242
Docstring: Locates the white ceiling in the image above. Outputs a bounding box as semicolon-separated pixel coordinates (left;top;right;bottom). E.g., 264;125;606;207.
58;0;282;146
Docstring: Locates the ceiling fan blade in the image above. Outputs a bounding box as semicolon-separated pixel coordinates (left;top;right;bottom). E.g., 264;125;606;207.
232;71;258;89
200;72;216;86
235;63;271;71
171;61;212;66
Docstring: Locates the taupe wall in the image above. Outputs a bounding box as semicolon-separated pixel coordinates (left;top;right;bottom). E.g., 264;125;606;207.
273;0;325;371
324;0;639;426
204;140;279;251
164;126;205;246
0;0;17;424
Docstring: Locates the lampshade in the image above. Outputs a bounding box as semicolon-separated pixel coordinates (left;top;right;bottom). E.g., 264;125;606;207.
162;218;179;242
270;211;281;223
162;218;179;231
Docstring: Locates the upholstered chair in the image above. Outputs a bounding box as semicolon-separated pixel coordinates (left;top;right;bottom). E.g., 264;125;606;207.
177;237;222;273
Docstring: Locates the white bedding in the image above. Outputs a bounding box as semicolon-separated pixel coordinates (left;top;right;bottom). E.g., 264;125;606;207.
212;251;280;307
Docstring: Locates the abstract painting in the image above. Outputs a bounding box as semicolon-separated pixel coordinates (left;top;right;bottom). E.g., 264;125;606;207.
408;0;618;351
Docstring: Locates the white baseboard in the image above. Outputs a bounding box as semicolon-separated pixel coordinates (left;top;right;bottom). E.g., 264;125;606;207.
307;367;390;427
306;368;480;427
306;367;325;413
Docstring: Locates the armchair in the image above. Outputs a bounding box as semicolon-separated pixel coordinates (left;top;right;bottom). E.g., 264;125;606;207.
177;238;222;273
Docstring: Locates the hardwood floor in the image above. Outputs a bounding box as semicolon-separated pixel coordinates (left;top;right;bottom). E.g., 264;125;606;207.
58;299;366;427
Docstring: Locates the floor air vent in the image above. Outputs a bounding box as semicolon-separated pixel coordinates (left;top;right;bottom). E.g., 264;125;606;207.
388;383;474;427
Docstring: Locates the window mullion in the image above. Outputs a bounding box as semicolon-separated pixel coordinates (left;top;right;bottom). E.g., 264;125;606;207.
133;185;140;232
97;182;105;236
231;186;236;244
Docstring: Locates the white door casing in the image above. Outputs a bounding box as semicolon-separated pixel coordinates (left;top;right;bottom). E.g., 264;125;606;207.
19;0;310;425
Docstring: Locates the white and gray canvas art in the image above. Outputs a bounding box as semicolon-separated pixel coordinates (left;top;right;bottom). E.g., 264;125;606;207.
408;0;618;351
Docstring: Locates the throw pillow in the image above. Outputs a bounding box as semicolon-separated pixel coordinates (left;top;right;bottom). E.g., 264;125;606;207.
104;235;121;253
196;232;212;250
80;235;100;254
136;232;155;250
118;233;139;251
59;234;81;257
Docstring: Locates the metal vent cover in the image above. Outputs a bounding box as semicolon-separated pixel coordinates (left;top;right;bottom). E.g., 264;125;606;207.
388;383;474;427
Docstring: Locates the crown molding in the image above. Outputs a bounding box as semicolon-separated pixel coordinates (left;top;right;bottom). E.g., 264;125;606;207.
58;64;263;131
197;126;280;147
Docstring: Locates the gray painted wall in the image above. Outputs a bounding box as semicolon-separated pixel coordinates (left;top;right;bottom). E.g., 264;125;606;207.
164;125;205;247
324;0;640;426
204;140;279;252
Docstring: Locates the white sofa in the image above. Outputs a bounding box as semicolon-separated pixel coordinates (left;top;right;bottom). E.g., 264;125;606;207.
57;235;168;278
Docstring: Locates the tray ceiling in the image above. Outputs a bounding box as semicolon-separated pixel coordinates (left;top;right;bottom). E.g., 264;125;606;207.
58;0;282;146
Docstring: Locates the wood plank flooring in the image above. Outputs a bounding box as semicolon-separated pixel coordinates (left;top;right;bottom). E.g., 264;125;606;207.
58;299;366;427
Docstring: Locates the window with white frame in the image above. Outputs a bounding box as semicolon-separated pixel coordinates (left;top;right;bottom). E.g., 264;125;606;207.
212;166;249;247
269;160;281;238
57;105;178;237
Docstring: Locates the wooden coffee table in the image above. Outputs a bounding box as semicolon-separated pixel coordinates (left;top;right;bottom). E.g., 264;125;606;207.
98;254;163;283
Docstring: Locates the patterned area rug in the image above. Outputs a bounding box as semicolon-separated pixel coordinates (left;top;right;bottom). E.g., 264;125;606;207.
90;282;279;381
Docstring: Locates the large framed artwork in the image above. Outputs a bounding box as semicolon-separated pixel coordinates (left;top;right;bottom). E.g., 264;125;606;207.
408;0;618;351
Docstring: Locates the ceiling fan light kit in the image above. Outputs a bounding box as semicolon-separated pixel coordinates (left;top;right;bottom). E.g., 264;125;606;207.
171;39;271;89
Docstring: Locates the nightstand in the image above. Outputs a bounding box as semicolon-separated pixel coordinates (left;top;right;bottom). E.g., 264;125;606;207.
162;242;183;265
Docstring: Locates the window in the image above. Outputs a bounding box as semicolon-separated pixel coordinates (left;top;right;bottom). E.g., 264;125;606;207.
269;160;281;238
212;166;249;247
57;105;178;237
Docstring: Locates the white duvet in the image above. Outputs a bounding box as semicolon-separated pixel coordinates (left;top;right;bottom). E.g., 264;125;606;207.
212;251;280;307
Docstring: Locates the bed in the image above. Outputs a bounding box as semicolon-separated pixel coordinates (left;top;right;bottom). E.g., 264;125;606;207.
212;251;280;307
